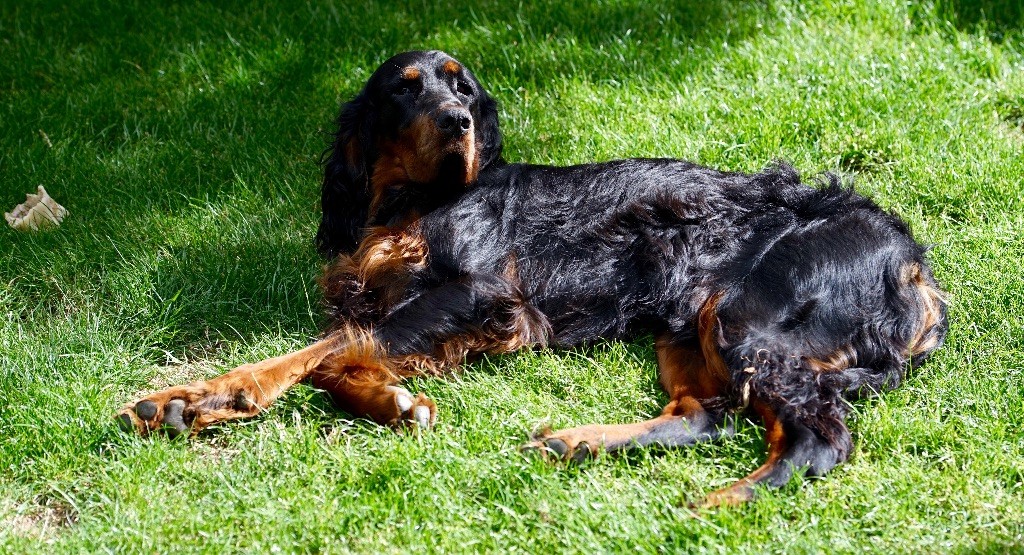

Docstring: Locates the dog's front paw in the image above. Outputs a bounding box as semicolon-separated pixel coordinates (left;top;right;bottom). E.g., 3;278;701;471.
115;380;262;438
116;396;194;438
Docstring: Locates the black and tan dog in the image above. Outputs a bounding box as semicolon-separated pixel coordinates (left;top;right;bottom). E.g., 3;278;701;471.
117;50;947;506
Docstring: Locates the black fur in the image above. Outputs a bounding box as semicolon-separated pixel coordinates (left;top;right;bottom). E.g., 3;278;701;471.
317;94;374;257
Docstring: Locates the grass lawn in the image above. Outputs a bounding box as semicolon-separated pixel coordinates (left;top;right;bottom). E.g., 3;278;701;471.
2;0;1023;552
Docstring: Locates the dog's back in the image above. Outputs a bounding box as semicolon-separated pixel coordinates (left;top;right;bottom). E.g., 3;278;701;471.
416;159;946;363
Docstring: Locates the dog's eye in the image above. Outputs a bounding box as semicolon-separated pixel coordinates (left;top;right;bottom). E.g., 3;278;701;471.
456;81;473;96
396;80;421;96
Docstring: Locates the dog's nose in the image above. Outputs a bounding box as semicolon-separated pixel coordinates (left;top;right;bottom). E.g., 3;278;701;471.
435;108;471;137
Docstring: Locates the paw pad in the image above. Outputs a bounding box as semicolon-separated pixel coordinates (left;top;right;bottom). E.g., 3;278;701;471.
160;399;191;438
134;400;158;420
116;397;196;438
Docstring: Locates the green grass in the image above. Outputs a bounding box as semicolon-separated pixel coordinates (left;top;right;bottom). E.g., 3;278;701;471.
1;0;1022;552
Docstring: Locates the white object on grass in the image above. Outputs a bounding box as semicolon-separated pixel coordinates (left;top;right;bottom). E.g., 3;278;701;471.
5;186;68;231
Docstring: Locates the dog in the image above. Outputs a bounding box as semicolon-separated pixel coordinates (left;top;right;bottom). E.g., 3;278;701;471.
116;50;947;506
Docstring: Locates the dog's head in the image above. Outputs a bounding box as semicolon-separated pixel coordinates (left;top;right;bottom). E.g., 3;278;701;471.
317;50;502;258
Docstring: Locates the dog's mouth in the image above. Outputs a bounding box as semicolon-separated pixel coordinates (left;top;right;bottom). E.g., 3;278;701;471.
430;128;479;185
383;114;480;186
437;151;471;184
400;151;473;206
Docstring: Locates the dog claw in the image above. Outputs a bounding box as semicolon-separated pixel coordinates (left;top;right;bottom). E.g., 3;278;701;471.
385;388;436;430
384;386;435;429
396;394;413;413
521;434;596;464
543;438;569;458
115;398;191;437
413;405;432;428
520;443;541;457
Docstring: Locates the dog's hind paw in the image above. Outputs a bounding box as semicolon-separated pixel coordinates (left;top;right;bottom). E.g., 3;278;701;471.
520;430;595;464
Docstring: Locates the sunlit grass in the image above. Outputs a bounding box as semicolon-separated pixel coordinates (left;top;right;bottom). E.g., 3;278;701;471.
1;0;1022;552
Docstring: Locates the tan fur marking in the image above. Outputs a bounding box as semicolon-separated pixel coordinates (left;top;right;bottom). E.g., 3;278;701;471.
655;335;722;402
355;227;428;284
503;304;551;350
530;414;693;454
904;263;947;356
388;310;550;378
524;350;719;461
401;66;421;80
697;292;731;384
442;60;461;74
371;114;480;220
117;330;376;436
320;224;428;317
322;232;545;377
697;401;788;507
309;327;437;426
383;251;550;370
397;263;549;372
498;252;551;352
370;118;429;216
502;252;520;282
804;345;858;373
318;327;394;379
392;353;450;376
429;301;551;369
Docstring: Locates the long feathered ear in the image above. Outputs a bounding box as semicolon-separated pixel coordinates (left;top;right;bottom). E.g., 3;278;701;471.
316;94;374;258
474;90;503;170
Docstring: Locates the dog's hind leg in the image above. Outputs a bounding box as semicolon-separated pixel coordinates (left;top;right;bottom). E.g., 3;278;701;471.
523;336;733;461
115;329;370;437
694;400;849;508
693;350;853;508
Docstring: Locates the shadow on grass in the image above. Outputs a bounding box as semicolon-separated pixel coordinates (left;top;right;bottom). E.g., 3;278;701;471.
3;0;776;357
932;0;1023;40
147;234;321;349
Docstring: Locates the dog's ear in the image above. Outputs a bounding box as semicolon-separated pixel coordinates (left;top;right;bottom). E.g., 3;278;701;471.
474;90;503;170
317;94;374;258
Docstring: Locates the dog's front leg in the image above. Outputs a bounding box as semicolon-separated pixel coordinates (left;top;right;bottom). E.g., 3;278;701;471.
116;333;347;437
311;273;548;428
